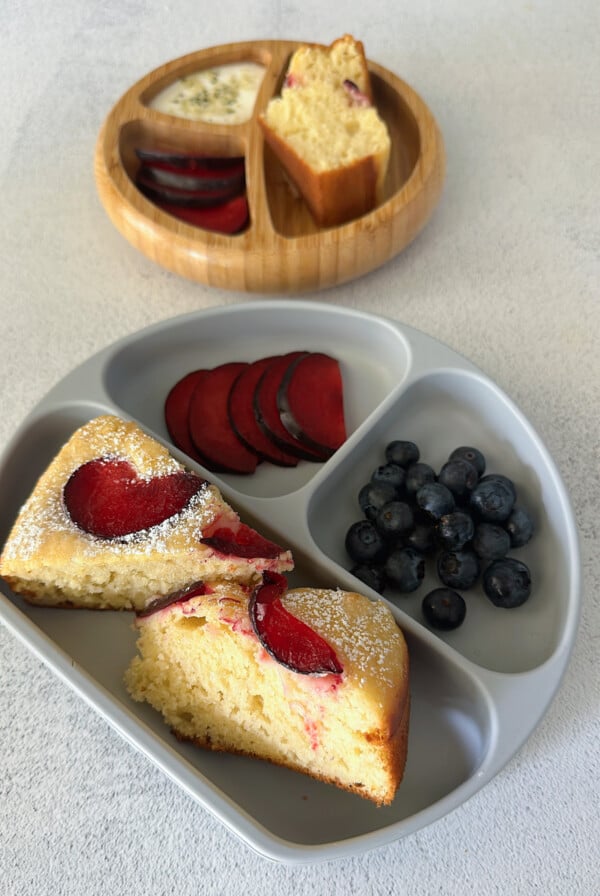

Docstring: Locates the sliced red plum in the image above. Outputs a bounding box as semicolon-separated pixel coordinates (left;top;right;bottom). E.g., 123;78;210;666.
249;572;343;676
136;170;244;207
228;357;299;467
277;352;346;457
137;161;245;194
137;581;212;618
188;362;260;474
152;195;249;234
254;352;328;461
164;368;215;466
63;458;206;539
135;147;245;171
200;521;287;560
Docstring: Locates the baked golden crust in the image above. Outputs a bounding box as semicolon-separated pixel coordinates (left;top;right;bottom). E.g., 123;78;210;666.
259;34;391;228
259;123;382;227
173;686;409;806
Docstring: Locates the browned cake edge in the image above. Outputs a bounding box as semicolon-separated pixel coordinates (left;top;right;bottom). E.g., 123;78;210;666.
170;675;410;806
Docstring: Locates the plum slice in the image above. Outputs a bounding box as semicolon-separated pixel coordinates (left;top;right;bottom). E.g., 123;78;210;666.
200;521;286;560
137;160;245;193
188;362;260;474
277;352;346;457
63;458;206;539
135;147;245;170
164;369;212;464
153;195;249;234
228;357;299;466
343;79;372;107
254;353;328;461
249;572;343;676
137;581;211;618
136;170;244;207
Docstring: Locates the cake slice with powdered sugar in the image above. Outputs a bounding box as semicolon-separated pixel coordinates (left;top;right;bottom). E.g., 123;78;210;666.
125;574;410;805
0;415;292;611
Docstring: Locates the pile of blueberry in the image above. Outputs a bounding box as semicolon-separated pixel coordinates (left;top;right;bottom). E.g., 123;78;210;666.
344;440;534;631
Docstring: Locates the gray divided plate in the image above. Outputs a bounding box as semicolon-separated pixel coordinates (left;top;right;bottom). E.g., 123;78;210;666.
0;301;581;863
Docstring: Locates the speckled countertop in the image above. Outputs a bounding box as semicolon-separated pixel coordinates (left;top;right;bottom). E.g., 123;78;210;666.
1;2;598;894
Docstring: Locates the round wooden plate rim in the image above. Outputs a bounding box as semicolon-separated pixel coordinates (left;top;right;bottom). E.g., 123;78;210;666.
94;39;446;292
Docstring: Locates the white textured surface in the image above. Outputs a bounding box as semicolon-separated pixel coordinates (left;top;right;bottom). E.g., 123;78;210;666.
1;2;599;893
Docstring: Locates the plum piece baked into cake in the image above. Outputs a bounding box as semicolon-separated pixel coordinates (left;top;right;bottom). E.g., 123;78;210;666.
259;34;391;227
125;572;410;805
0;415;292;610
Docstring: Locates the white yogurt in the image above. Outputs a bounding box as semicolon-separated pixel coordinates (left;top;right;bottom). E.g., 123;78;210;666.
151;62;265;124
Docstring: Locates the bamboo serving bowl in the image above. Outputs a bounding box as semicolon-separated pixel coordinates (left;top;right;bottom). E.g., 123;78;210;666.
95;40;446;294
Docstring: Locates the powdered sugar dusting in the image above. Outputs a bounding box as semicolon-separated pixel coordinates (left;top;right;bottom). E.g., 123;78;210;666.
2;470;214;560
1;416;215;561
282;588;404;689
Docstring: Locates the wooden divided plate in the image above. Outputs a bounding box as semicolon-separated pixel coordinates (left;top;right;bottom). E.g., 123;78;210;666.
94;40;445;293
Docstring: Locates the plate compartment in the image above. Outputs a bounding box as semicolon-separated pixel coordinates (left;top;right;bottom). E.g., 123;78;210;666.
94;40;445;293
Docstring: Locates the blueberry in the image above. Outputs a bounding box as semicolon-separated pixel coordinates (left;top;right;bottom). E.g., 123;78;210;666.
505;506;534;548
469;476;515;522
438;459;479;501
416;482;455;520
435;510;475;550
358;481;398;521
350;563;386;593
483;557;531;608
479;473;517;502
371;462;406;493
406;521;437;554
385;440;420;468
422;588;466;631
345;520;387;564
385;547;425;593
449;446;486;477
375;500;414;540
405;462;436;496
437;549;481;590
472;522;511;560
